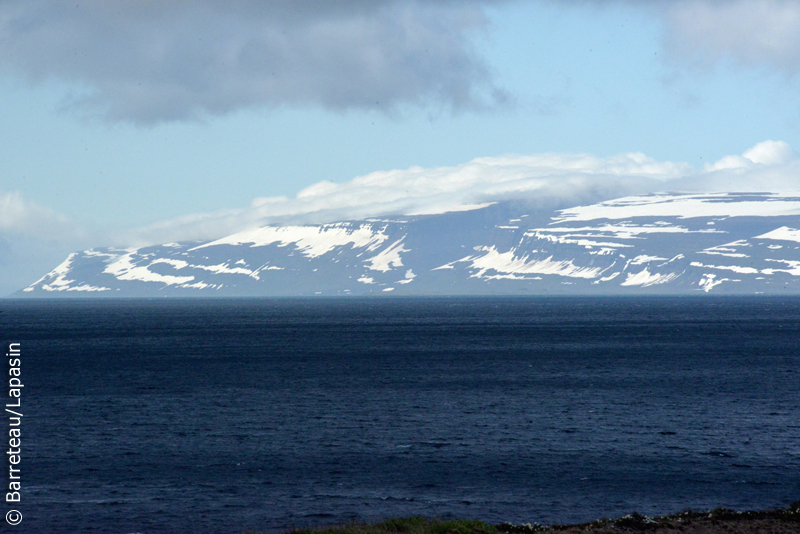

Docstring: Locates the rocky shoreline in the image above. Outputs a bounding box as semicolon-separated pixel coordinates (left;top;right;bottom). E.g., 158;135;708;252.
498;505;800;533
274;505;800;534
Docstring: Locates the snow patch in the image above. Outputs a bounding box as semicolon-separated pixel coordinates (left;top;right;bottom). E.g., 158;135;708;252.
529;231;632;249
151;258;189;269
104;251;195;286
630;255;668;265
698;273;727;292
762;259;800;276
535;223;719;238
460;246;604;279
397;269;416;284
698;240;750;258
407;202;495;216
26;253;76;291
27;254;113;292
483;273;543;280
554;194;800;222
689;262;758;274
756;226;800;243
193;263;255;276
180;281;211;289
191;223;389;257
365;237;409;272
620;268;680;287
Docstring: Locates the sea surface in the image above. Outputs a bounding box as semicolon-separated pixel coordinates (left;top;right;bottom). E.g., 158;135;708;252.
1;297;799;534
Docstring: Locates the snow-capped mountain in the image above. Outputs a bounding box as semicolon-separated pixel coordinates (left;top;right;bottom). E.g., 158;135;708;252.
16;192;800;296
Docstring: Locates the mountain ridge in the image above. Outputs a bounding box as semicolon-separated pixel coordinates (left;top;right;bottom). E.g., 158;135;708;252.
14;192;800;297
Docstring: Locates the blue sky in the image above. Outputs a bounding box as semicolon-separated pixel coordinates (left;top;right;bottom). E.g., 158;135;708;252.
3;0;800;295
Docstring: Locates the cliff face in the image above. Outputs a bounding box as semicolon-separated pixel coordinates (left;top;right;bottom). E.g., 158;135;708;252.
17;193;800;297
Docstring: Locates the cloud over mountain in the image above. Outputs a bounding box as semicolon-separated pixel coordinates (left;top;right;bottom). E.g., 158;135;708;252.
4;142;796;248
122;141;800;247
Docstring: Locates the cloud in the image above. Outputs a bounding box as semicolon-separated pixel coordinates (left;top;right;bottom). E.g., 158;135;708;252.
3;1;795;124
679;140;800;192
3;141;792;251
658;0;800;73
0;0;508;124
574;0;800;74
4;145;795;254
0;190;86;241
704;140;797;171
0;191;91;295
122;140;800;247
121;150;686;245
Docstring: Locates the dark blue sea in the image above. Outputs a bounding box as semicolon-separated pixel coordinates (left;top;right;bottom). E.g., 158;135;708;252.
1;297;799;534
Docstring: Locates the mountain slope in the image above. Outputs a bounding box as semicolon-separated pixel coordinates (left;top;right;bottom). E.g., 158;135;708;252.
16;193;800;296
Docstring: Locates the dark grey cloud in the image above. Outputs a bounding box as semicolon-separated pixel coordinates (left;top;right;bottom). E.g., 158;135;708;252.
0;0;508;124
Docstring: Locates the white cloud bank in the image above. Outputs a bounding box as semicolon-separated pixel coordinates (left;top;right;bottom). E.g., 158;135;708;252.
0;190;84;241
122;140;800;247
2;141;796;248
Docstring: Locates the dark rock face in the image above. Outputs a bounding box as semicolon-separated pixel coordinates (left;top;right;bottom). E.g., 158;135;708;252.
16;193;800;297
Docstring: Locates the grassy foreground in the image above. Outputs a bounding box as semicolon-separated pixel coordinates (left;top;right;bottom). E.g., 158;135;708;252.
249;504;800;534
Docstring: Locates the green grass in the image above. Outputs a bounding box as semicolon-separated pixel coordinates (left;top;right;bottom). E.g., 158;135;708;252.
497;503;800;532
242;517;498;534
241;503;800;534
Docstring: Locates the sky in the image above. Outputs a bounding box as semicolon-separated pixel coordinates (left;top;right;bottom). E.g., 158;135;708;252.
3;0;800;295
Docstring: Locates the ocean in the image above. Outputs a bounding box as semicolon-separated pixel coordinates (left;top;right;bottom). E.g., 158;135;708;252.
2;297;799;534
